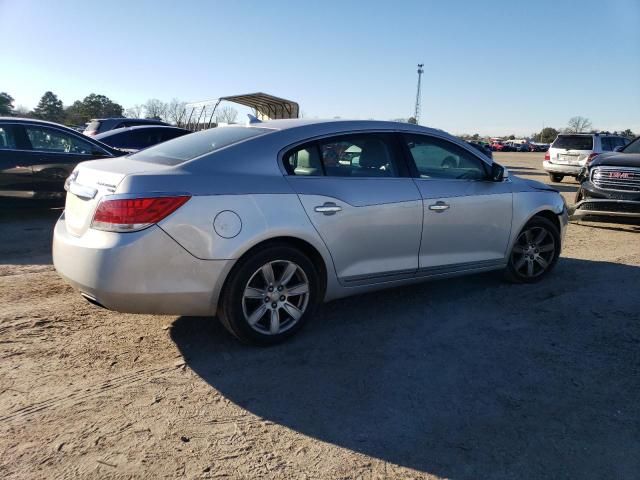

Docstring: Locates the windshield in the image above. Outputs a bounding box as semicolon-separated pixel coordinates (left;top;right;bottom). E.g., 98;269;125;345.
622;137;640;154
552;135;593;150
130;126;272;165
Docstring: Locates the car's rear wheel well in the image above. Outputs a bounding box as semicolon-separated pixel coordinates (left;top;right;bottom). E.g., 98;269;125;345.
221;236;328;304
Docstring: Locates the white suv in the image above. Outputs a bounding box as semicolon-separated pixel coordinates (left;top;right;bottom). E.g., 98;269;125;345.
543;133;630;182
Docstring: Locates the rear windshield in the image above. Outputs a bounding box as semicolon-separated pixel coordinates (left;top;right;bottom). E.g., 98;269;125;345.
130;126;272;165
552;135;593;150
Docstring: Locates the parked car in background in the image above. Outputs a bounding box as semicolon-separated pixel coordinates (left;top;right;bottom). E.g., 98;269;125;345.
0;118;122;203
515;143;530;152
466;140;493;159
529;143;549;152
94;125;191;153
543;133;630;182
83;118;169;136
573;136;640;220
53;119;567;345
491;141;506;151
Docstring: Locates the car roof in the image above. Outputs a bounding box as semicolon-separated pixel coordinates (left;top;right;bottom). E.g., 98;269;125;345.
90;117;161;121
247;118;455;140
94;125;189;138
0;116;77;128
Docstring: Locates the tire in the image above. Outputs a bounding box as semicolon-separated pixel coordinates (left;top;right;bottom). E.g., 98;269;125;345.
504;216;560;284
218;244;321;345
548;173;564;183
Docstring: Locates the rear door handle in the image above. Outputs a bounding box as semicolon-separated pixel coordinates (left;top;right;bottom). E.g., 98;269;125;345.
428;201;450;212
314;202;342;215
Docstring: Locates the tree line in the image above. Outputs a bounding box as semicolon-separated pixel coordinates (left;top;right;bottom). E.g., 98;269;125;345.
0;91;240;127
1;92;636;139
459;116;635;144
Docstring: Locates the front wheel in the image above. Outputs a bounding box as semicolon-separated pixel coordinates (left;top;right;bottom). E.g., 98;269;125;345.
218;244;321;345
548;173;564;183
505;216;560;283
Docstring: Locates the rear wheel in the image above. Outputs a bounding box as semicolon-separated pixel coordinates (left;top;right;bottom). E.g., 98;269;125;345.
505;216;560;283
218;244;320;345
549;173;564;183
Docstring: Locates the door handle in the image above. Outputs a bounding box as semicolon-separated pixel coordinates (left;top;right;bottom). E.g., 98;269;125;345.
428;201;450;212
314;202;342;215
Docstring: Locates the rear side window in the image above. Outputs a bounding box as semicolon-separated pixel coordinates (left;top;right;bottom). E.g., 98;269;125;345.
284;133;402;178
0;125;17;149
601;137;613;151
130;126;271;165
552;135;593;150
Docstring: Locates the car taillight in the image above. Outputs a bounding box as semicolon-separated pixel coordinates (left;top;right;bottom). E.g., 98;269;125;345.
91;195;191;232
586;152;599;164
544;151;550;161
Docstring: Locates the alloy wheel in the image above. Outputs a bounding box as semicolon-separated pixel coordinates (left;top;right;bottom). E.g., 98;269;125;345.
241;260;310;335
511;226;556;278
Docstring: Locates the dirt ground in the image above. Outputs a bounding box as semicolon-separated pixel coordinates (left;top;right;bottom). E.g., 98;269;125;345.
1;152;639;480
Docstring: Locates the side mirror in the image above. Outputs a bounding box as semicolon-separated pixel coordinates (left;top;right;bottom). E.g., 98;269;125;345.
614;145;624;152
490;163;505;181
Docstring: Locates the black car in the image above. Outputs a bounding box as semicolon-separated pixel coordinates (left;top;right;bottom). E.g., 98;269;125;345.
94;125;191;153
466;141;493;159
0;118;122;203
83;117;169;136
573;136;640;220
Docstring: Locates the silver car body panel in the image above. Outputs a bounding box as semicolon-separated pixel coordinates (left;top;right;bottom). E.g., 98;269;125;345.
53;119;568;315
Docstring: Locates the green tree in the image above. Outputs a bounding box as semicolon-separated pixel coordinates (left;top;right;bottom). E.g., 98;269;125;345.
0;92;15;115
64;94;124;125
32;91;64;122
621;128;635;138
508;134;515;140
407;117;417;124
534;127;559;143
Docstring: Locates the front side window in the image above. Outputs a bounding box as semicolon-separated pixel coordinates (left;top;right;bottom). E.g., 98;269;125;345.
601;137;613;151
0;125;17;149
24;126;96;154
403;134;488;180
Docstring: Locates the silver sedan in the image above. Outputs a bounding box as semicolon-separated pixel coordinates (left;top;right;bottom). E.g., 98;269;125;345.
53;119;568;344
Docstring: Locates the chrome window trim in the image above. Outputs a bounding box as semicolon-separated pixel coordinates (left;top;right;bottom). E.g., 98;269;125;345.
277;128;493;178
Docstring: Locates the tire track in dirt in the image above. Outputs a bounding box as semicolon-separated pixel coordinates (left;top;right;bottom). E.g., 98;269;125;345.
0;364;176;423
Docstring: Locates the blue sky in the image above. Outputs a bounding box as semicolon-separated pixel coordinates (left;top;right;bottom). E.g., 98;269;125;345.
1;0;638;135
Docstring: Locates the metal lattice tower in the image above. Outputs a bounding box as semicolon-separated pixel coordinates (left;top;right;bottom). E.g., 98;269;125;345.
414;64;424;123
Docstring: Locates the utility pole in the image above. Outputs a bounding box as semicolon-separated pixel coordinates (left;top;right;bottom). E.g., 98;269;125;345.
414;63;424;124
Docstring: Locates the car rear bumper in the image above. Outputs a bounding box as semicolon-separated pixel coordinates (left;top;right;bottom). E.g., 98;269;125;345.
543;161;583;176
53;216;232;316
